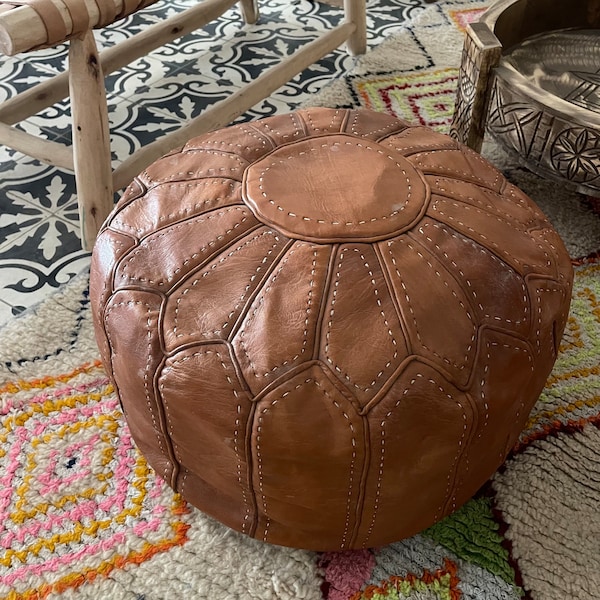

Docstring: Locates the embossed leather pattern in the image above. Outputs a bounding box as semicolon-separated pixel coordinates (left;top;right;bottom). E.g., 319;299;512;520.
90;108;573;551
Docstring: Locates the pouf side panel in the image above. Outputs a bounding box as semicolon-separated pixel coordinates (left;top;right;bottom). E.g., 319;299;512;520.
427;176;544;231
89;229;137;370
458;329;537;499
250;364;366;551
182;124;278;163
527;277;572;367
378;125;459;156
159;344;256;535
411;218;530;337
113;206;259;292
231;241;332;396
344;109;408;140
528;226;575;286
428;195;558;278
297;107;349;135
292;106;401;139
108;179;244;239
162;228;291;352
409;147;504;193
137;148;249;186
356;360;476;548
378;235;478;387
102;289;176;485
318;243;409;408
244;111;317;147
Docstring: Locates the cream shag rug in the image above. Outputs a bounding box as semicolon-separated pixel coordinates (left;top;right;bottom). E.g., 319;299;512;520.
1;1;600;598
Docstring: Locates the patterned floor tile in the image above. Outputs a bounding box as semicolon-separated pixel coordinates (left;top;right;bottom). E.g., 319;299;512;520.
104;55;179;99
106;95;197;164
0;60;57;102
0;253;91;316
0;163;80;264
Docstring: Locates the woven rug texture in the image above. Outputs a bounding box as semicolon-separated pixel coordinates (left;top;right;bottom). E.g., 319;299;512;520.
1;1;600;598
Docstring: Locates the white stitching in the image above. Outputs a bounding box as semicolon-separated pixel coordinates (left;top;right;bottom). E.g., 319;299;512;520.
256;141;413;225
416;221;529;326
432;199;552;270
171;230;281;338
386;240;476;370
325;247;399;392
237;245;316;378
162;349;252;530
105;300;168;479
120;207;250;286
256;378;357;548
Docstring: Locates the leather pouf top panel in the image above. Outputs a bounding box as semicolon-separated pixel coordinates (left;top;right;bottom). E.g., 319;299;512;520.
90;108;573;551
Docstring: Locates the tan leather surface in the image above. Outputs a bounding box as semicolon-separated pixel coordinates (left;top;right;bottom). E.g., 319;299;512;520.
90;107;573;551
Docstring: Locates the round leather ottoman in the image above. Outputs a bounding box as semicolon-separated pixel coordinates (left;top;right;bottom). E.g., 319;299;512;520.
90;107;573;551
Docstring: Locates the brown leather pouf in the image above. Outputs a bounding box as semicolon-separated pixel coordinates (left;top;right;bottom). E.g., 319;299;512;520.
90;108;573;551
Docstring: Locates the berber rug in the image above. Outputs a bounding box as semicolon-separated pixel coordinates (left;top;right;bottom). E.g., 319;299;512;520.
1;0;599;598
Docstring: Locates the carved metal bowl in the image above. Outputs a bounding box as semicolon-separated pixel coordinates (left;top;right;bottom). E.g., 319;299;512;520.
451;0;600;196
489;28;600;195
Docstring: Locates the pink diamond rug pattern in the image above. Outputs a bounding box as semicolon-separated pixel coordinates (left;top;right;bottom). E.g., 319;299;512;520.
0;364;190;597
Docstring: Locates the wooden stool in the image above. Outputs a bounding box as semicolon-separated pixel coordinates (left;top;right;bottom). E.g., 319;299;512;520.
0;0;366;249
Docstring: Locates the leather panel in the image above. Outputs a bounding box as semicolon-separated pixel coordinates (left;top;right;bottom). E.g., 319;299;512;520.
159;343;255;535
251;364;365;550
102;289;175;485
115;206;259;292
162;227;289;351
110;179;243;238
232;241;332;395
319;243;409;407
411;218;530;337
379;234;478;387
356;361;474;548
429;194;558;277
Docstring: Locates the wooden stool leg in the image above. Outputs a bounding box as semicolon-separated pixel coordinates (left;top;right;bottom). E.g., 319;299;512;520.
68;30;114;251
238;0;258;24
344;0;366;55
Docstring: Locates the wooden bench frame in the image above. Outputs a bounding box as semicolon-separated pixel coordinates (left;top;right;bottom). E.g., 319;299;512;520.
0;0;366;248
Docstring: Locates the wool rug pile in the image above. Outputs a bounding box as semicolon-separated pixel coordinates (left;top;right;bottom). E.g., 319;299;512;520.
1;1;599;598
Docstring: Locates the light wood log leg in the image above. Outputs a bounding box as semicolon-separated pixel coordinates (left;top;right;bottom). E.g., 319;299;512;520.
450;22;502;151
344;0;366;55
238;0;258;23
68;31;114;251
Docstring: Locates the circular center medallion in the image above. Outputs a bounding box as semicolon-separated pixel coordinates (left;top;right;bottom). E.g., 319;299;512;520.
242;134;429;242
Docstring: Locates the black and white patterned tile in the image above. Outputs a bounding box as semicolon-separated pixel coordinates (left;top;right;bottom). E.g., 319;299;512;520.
0;0;427;326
